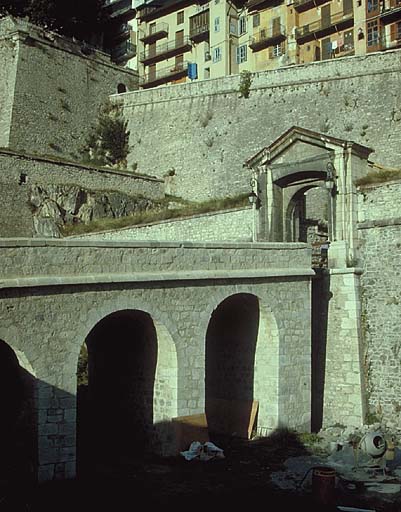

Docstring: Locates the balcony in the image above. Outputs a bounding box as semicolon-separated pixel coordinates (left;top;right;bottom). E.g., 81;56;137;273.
140;36;192;65
295;10;354;44
138;0;209;22
380;0;401;23
246;0;279;12
112;23;131;44
103;0;135;23
189;10;210;43
249;26;286;51
140;23;169;45
140;61;189;89
111;41;137;64
189;23;209;43
294;0;332;13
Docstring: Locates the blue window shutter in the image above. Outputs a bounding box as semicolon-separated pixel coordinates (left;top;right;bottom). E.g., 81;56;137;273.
188;62;198;79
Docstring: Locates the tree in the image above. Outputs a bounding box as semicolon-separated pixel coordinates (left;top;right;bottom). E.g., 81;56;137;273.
80;100;130;169
0;0;105;42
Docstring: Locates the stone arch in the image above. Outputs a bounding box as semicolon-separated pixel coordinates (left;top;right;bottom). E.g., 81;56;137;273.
76;302;178;472
0;338;37;483
204;290;280;437
285;184;328;242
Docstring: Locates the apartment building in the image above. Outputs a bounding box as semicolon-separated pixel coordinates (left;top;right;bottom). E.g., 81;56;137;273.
102;0;137;64
133;0;401;88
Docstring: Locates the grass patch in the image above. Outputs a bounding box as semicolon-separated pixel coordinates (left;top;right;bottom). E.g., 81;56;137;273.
62;193;249;236
356;168;401;186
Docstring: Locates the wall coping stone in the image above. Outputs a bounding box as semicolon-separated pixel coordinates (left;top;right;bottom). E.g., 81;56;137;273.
329;268;364;275
0;268;315;290
358;217;401;229
357;178;401;190
0;238;309;250
0;148;162;183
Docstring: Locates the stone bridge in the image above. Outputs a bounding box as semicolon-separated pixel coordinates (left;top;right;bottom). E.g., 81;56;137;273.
0;238;313;481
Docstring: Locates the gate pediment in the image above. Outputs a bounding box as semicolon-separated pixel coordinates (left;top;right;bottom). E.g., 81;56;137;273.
245;126;372;174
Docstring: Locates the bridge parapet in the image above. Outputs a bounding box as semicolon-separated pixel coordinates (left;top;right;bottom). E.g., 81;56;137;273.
0;239;312;288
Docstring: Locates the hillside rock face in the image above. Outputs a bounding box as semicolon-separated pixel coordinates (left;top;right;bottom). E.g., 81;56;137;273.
30;184;160;237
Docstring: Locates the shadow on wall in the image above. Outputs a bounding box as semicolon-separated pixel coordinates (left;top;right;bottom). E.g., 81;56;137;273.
205;294;259;438
0;339;37;498
311;270;331;432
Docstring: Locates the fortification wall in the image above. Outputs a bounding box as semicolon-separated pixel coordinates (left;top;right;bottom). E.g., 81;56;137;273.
0;149;164;237
0;18;19;147
0;149;163;198
72;207;253;242
118;50;401;201
358;180;401;427
1;16;138;160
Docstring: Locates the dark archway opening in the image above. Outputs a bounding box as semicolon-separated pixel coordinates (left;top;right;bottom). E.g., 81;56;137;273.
77;310;157;476
205;294;259;439
117;83;127;93
0;340;36;487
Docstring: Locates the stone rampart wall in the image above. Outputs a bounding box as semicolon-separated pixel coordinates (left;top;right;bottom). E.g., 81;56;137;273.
0;149;164;237
72;207;253;242
0;149;164;199
119;50;401;201
357;179;401;427
0;16;138;160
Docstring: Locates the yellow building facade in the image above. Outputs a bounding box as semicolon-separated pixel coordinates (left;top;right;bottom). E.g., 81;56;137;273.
134;0;401;88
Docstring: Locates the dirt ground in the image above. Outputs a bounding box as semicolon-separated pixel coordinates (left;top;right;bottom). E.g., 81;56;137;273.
2;431;401;512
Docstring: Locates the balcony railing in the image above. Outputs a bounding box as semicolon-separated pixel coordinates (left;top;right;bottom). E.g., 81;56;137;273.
111;41;136;64
138;0;208;22
103;0;135;22
140;23;169;44
140;36;192;65
295;10;354;44
380;0;401;22
189;23;210;43
249;25;286;51
140;61;189;89
246;0;278;13
294;0;332;13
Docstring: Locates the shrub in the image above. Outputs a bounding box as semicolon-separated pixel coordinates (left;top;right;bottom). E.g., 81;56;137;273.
239;70;253;99
80;100;130;168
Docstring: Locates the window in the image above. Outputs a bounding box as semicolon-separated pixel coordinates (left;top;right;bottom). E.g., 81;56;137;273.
177;11;184;24
253;13;260;28
272;42;284;57
230;17;237;35
214;16;220;32
391;21;401;40
236;44;247;63
367;20;379;46
367;0;378;11
213;46;222;62
343;29;354;51
239;16;247;35
204;67;210;78
149;22;156;35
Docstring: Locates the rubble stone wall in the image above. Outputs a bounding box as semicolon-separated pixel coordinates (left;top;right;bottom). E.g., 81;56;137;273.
0;149;164;237
0;16;138;160
357;179;401;427
72;207;253;242
118;49;401;202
